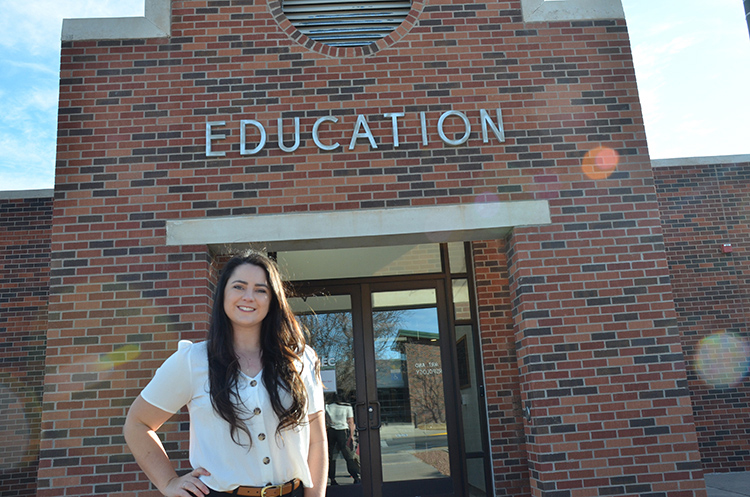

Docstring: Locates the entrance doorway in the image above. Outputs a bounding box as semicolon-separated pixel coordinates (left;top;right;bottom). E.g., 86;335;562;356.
282;243;491;497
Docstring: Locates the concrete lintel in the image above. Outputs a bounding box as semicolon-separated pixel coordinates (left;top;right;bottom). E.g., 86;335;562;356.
62;0;171;41
651;154;750;168
521;0;624;22
166;201;551;252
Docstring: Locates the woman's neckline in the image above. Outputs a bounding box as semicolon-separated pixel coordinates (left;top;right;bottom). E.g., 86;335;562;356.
239;367;262;380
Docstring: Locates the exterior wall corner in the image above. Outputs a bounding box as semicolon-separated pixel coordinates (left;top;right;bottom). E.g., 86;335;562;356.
61;0;171;41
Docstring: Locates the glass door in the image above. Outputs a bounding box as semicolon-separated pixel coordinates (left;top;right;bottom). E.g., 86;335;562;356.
291;280;461;497
290;286;365;497
367;283;459;497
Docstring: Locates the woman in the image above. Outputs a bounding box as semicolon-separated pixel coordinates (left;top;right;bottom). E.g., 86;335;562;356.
124;252;327;497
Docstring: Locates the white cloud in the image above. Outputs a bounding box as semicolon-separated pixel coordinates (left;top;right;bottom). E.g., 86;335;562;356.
0;1;145;190
0;170;55;191
2;58;59;77
0;86;58;188
623;0;750;159
0;126;56;190
0;1;144;56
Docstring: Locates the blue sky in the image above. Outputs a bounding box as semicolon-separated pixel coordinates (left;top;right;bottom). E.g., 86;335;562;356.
1;0;749;191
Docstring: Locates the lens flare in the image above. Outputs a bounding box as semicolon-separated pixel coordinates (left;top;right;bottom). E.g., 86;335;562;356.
695;331;750;388
582;147;619;180
0;375;41;471
93;344;141;372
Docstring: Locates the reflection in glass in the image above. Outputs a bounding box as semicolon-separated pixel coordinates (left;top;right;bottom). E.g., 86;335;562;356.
456;326;481;453
458;325;487;496
372;290;450;483
290;295;361;487
447;242;467;273
452;279;471;321
466;457;487;497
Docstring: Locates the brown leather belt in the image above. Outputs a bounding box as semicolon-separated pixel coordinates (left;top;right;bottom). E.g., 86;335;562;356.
233;479;302;497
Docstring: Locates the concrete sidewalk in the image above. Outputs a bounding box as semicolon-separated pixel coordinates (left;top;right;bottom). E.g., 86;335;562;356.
706;472;750;497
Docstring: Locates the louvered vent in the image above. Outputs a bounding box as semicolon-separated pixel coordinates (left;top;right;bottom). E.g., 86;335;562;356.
282;0;412;46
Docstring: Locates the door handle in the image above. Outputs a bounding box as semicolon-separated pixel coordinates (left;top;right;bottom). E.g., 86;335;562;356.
354;402;369;431
368;401;381;429
355;401;382;430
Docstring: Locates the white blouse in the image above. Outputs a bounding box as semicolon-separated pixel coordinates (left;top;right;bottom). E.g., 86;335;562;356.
140;340;324;492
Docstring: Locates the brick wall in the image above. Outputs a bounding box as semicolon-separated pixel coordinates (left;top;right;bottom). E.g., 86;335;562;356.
504;171;706;495
39;241;214;496
654;160;750;473
0;193;52;497
8;163;747;494
39;0;709;495
473;239;529;496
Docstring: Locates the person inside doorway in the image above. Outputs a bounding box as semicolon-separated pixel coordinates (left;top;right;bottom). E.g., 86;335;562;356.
325;391;361;485
123;251;327;497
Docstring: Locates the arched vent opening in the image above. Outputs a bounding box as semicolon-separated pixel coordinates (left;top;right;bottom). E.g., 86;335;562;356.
282;0;412;47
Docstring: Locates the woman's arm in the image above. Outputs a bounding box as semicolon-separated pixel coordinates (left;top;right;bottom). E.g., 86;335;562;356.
124;395;211;497
305;409;329;497
347;416;355;442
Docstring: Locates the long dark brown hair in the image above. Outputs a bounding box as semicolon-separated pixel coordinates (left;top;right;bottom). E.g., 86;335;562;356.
207;251;308;446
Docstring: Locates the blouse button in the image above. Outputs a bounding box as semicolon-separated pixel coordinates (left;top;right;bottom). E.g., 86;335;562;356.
250;380;257;387
258;433;266;441
254;407;261;415
263;457;270;465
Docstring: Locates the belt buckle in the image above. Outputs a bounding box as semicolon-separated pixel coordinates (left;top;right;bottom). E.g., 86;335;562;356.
260;483;285;497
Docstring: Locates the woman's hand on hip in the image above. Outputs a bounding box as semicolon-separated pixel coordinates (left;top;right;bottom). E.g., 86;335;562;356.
164;467;211;497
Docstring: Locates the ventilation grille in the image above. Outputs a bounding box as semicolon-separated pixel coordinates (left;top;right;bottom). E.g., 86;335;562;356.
282;0;411;46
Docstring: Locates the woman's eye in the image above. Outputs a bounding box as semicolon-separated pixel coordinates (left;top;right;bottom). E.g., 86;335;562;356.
233;285;244;290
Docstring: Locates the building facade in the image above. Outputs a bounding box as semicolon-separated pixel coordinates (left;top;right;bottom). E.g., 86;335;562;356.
1;0;749;496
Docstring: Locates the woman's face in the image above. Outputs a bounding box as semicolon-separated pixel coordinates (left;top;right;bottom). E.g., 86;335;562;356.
223;263;272;335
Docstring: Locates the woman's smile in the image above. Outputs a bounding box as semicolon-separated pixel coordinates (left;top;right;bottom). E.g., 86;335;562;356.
223;263;271;333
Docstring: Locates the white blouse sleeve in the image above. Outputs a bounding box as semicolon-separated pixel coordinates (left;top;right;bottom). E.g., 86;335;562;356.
140;340;195;413
302;346;325;415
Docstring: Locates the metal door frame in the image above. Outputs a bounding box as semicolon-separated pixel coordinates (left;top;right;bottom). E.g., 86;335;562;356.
293;275;466;497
